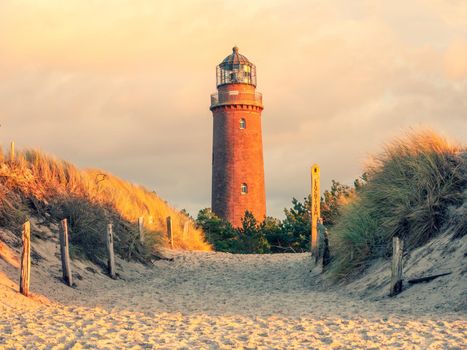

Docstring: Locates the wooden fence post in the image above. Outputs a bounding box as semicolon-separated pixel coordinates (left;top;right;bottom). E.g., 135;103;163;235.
19;221;31;296
390;236;404;296
322;223;331;270
59;219;73;286
183;221;189;241
166;216;173;249
311;164;320;263
106;223;116;279
138;216;144;243
10;141;15;162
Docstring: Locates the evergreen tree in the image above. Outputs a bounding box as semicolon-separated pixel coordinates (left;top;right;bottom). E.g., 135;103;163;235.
281;196;311;252
237;211;270;253
196;208;237;252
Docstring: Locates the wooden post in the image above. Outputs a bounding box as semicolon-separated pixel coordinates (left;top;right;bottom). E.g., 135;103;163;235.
311;164;320;263
390;236;404;296
59;219;73;286
106;223;116;279
183;221;189;241
19;221;31;296
138;216;144;243
166;216;173;249
9;141;15;162
321;223;331;269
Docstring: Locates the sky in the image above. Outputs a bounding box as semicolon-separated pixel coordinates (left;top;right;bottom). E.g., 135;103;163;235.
0;0;466;218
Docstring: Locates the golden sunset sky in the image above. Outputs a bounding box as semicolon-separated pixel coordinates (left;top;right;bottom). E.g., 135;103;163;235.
1;0;466;217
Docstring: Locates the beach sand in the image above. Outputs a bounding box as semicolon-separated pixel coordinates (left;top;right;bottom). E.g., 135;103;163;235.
0;227;466;349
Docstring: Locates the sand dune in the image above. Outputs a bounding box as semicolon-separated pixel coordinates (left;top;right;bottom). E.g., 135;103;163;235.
0;230;466;349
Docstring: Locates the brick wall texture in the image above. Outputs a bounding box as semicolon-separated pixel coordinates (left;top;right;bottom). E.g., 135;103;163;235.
211;84;266;227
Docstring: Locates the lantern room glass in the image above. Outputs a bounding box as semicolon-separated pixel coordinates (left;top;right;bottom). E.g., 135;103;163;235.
216;63;257;87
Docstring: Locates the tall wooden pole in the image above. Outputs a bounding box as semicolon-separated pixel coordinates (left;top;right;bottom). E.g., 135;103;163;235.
311;164;320;263
138;216;144;243
59;219;73;286
166;216;173;249
19;221;31;296
106;223;116;279
390;236;404;296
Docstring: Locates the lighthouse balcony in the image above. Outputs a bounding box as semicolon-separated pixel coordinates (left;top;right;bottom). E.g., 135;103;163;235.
210;91;263;109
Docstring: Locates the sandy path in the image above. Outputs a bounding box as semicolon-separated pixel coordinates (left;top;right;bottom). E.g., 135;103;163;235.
0;251;465;349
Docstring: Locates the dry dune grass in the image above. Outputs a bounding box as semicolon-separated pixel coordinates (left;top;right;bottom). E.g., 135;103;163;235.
0;148;211;258
330;129;466;279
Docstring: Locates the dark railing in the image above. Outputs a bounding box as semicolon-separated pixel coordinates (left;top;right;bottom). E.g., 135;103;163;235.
210;91;263;108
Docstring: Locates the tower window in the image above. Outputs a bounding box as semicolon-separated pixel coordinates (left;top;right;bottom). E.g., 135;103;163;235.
241;183;248;194
240;118;246;129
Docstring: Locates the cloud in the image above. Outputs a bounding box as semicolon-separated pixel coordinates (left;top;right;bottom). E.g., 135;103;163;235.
444;40;467;80
0;0;466;218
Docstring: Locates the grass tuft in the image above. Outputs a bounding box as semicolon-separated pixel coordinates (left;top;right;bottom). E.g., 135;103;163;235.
329;129;466;280
0;148;211;262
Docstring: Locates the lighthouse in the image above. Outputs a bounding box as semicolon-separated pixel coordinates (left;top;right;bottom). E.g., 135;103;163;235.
210;46;266;227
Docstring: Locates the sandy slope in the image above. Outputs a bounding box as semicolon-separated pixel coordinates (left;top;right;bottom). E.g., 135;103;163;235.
0;226;466;349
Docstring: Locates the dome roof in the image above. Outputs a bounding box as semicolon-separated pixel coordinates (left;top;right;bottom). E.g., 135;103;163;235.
220;46;254;67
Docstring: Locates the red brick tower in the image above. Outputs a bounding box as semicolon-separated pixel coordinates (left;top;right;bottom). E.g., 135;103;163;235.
210;46;266;227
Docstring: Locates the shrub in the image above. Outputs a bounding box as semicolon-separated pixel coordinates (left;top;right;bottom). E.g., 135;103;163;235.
196;208;238;252
238;212;270;253
196;181;357;254
280;197;311;252
261;217;285;252
196;209;271;253
277;183;356;253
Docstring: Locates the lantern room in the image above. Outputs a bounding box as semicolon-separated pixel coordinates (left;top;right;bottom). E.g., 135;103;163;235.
216;46;257;87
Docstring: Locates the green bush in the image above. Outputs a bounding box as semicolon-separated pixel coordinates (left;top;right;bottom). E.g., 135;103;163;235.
279;197;311;252
196;208;238;252
238;212;270;253
196;181;355;254
196;209;271;253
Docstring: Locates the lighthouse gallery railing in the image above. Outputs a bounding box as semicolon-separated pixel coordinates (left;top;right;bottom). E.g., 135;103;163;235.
210;91;263;108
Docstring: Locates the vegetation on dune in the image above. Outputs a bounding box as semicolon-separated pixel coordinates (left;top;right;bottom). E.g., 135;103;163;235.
197;129;466;277
2;128;462;283
196;209;270;253
329;130;466;280
196;180;354;253
0;148;211;262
